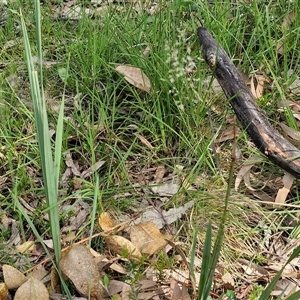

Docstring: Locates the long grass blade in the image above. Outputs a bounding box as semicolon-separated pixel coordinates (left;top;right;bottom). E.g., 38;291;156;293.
198;222;212;300
20;7;61;266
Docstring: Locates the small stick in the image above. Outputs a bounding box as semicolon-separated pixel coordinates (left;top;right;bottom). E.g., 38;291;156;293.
197;27;300;178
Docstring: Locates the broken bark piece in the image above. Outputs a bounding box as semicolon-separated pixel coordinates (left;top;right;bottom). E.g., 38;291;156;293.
197;27;300;178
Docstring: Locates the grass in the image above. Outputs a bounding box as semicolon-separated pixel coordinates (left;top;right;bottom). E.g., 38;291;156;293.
1;0;300;298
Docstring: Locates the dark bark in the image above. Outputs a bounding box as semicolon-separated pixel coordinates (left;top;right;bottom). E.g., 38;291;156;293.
197;26;300;178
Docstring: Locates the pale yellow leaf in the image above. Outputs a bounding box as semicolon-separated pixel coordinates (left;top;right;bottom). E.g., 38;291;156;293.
105;235;142;261
275;172;294;204
3;264;27;289
16;241;35;253
99;212;115;232
222;272;234;290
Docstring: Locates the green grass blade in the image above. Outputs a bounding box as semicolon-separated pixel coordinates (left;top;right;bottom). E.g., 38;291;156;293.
34;0;43;88
189;226;198;283
89;175;99;248
20;9;61;266
198;222;212;300
285;290;300;300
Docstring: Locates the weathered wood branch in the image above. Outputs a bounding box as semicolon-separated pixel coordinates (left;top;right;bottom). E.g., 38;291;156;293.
197;27;300;178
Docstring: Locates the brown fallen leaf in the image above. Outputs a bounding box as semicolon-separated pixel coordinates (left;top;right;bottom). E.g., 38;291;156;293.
105;235;142;261
216;125;241;143
275;172;294;204
155;165;166;184
170;278;182;300
130;221;171;255
116;65;151;92
3;264;27;289
137;134;154;150
59;244;105;299
99;212;115;232
108;279;131;297
250;74;266;99
0;283;8;300
14;278;49;300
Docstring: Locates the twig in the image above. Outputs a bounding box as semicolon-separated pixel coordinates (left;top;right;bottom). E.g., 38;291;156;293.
197;27;300;178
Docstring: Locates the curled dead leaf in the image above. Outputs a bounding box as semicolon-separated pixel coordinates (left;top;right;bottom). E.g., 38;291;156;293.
105;235;142;261
235;156;264;191
275;172;294;204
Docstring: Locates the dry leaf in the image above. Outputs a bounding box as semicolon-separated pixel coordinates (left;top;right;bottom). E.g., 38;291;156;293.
163;200;194;225
105;235;142;261
275;172;294;204
150;182;180;196
272;278;298;297
30;266;48;282
289;77;300;96
250;74;266;99
16;241;35;253
279;123;300;141
99;212;115;232
0;283;8;300
155;165;166;183
81;160;105;178
14;278;49;300
216;125;241;143
137;134;154;150
3;264;27;289
116;65;151;92
282;10;295;30
170;278;182;300
108;280;131;298
130;221;170;255
134;200;194;229
64;151;81;177
143;46;150;57
222;272;234;290
6;219;21;246
235;156;264;191
59;244;105;299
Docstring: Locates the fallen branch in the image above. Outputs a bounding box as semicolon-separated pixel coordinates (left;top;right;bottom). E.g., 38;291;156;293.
197;27;300;178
